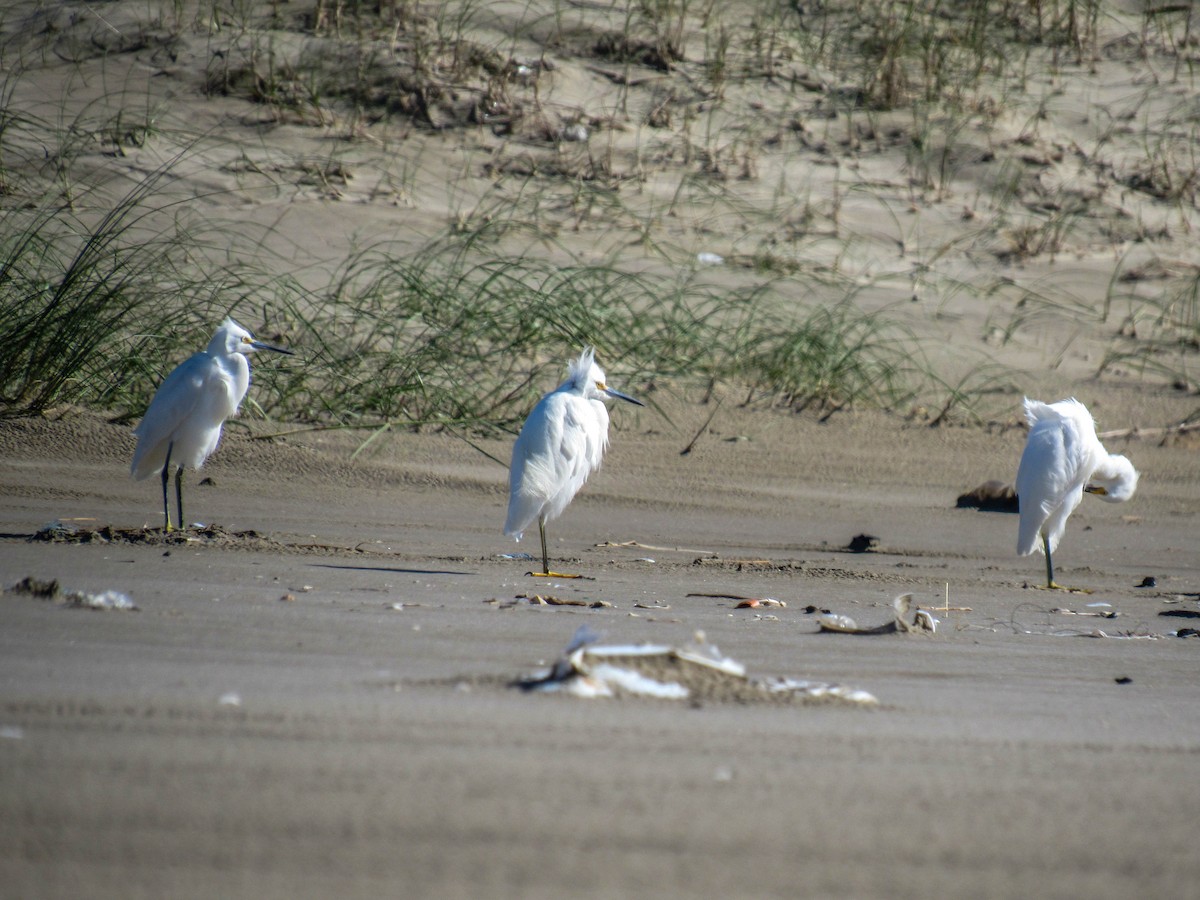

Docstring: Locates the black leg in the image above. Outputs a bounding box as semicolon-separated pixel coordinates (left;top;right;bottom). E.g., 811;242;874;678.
161;442;174;531
1043;533;1055;588
539;517;549;576
175;466;185;532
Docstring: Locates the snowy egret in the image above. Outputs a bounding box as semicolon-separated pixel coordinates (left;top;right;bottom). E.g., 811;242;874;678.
131;318;293;531
1015;397;1138;589
504;348;644;577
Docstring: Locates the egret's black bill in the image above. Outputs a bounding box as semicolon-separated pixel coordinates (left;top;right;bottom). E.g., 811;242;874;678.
252;341;295;355
607;387;644;406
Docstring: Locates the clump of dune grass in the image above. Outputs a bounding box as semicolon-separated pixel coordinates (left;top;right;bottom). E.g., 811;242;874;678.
738;300;920;416
782;0;1101;112
1096;267;1200;392
0;157;204;418
258;246;928;430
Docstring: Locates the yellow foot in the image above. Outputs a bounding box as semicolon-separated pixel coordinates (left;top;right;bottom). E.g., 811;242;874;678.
527;570;588;579
1031;582;1094;594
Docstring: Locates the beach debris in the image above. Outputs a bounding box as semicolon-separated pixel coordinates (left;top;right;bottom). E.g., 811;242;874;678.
816;593;937;635
218;692;242;707
1114;676;1133;685
487;594;612;609
65;589;137;611
955;480;1020;512
30;522;290;552
1051;606;1118;619
1137;576;1157;588
846;533;880;553
7;576;137;610
0;726;25;740
735;598;785;609
598;540;716;556
36;519;78;538
692;556;775;569
933;583;972;614
696;252;724;266
517;626;878;705
1079;630;1162;639
687;592;785;608
1176;628;1200;639
1159;609;1200;619
8;576;61;599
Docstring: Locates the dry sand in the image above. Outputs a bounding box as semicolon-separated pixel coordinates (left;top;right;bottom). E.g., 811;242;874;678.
2;399;1198;900
3;0;1200;897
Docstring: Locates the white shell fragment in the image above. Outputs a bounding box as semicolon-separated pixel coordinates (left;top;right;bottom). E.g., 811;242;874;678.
815;612;861;632
761;678;879;705
65;589;137;611
519;626;877;706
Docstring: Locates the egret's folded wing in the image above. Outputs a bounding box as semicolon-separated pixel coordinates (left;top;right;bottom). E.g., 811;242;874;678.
1015;412;1087;555
130;353;207;478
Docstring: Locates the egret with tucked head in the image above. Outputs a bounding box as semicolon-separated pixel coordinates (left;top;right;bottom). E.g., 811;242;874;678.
131;318;293;531
504;348;644;578
1015;397;1138;589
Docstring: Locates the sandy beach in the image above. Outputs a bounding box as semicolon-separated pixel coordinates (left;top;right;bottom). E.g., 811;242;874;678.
2;396;1198;899
2;0;1200;896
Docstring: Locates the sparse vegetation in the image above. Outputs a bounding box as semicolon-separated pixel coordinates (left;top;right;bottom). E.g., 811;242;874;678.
1;0;1197;431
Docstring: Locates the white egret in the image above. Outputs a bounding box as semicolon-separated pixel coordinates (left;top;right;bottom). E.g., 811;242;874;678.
504;348;644;577
131;318;293;531
1015;397;1138;589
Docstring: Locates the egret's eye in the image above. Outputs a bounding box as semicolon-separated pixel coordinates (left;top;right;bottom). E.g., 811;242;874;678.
241;336;253;344
595;381;606;391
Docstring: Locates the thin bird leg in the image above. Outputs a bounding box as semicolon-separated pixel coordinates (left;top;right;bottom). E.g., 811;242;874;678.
161;442;174;532
174;465;185;532
1043;533;1056;589
530;516;583;579
1040;534;1092;593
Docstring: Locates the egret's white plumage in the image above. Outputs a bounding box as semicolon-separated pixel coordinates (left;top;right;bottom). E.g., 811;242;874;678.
1015;397;1138;588
131;317;292;530
505;348;643;576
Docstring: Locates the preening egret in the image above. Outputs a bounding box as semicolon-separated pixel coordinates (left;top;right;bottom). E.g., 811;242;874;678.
131;318;293;531
504;348;644;577
1015;397;1138;589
